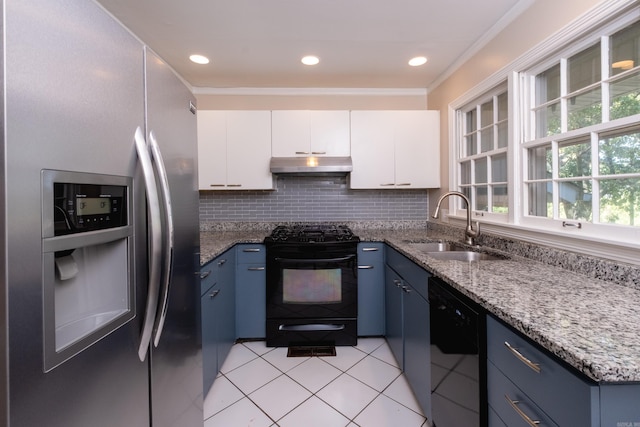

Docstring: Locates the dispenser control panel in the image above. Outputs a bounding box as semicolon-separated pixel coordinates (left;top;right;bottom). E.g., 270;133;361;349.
54;182;127;235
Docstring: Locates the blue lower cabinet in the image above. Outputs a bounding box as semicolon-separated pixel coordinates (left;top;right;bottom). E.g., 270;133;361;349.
236;263;266;339
357;243;385;336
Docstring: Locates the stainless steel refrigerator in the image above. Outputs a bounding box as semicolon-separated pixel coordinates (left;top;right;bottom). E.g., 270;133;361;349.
1;0;202;425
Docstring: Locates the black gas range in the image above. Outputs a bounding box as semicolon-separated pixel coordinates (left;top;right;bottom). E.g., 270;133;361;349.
264;224;360;347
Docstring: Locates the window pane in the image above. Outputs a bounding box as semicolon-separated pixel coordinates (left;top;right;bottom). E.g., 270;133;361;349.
568;44;601;92
497;92;508;121
610;71;640;120
559;140;591;178
568;88;602;130
465;133;477;156
599;130;640;175
536;64;561;105
466;109;477;132
492;153;508;182
559;180;592;220
536;102;561;137
481;127;494;152
497;121;508;148
611;20;640;77
600;178;640;226
476;186;488;211
528;146;552;180
492;185;508;213
475;158;487;184
528;182;552;217
460;161;471;185
481;100;493;127
461;187;472;206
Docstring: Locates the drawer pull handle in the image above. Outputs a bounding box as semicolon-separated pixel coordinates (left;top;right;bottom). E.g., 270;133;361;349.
362;247;380;252
243;248;261;252
209;289;220;299
217;259;227;266
505;394;540;426
504;341;541;373
247;267;265;271
200;270;211;279
358;265;374;269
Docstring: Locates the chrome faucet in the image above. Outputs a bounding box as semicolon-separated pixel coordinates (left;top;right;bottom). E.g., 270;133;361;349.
432;191;480;245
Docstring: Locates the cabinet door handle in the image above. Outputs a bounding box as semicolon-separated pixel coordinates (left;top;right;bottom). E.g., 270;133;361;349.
227;184;242;187
361;247;379;252
380;183;395;187
247;267;265;271
311;151;326;155
200;270;211;279
505;394;541;426
209;289;220;299
243;248;261;252
396;183;411;186
295;151;310;155
394;279;402;288
504;341;541;373
402;285;411;293
209;184;225;187
217;259;227;266
358;265;374;269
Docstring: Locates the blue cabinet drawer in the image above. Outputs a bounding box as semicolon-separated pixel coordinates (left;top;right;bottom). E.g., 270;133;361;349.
488;361;559;427
236;244;266;264
358;242;384;265
200;262;217;296
386;245;430;300
487;316;598;427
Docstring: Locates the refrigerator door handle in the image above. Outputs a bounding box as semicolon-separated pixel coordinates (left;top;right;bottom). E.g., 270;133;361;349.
148;130;175;347
134;127;163;362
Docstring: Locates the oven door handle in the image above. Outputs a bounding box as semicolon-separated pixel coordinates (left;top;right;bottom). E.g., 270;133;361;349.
274;255;356;264
279;324;346;332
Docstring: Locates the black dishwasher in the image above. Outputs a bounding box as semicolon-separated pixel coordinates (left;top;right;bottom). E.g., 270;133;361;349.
429;277;487;427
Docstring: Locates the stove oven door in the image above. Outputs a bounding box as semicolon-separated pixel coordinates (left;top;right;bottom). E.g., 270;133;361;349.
265;244;358;346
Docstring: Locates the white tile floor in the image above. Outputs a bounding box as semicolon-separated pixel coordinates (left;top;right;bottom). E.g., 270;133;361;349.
204;338;429;426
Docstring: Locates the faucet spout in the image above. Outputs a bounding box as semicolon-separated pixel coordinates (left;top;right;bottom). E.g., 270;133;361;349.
433;191;480;245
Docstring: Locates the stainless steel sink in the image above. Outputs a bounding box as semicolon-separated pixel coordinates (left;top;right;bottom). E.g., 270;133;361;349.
406;242;462;252
426;251;507;262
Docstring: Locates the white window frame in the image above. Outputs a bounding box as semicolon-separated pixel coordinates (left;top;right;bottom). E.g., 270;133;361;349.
447;0;640;265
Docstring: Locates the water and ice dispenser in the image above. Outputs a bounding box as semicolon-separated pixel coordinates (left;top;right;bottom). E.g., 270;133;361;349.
41;170;135;371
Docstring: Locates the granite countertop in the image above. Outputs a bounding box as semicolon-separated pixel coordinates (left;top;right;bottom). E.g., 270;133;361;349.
200;227;640;384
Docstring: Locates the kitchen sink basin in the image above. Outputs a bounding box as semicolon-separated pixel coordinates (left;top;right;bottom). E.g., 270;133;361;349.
426;251;507;262
405;241;465;252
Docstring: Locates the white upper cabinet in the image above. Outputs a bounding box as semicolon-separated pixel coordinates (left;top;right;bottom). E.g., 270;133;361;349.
350;110;440;189
272;110;350;157
197;110;273;190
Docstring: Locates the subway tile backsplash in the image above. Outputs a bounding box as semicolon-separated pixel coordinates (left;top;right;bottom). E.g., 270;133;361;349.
199;175;429;222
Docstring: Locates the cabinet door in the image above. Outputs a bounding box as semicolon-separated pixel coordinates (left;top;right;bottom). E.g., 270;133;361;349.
350;111;395;189
226;111;273;189
271;110;311;157
403;284;431;418
310;111;350;156
394;110;440;188
384;265;404;369
201;285;220;395
357;243;385;336
236;263;266;339
197;110;227;189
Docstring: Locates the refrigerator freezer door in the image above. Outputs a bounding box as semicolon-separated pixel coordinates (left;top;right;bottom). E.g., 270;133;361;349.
144;47;203;427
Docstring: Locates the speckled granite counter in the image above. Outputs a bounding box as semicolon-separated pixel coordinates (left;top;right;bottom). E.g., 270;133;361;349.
200;224;640;384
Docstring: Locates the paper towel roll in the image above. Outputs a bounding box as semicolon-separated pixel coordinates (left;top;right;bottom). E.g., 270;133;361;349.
55;255;79;281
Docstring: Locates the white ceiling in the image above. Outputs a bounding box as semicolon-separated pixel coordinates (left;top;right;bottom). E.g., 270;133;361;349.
96;0;529;90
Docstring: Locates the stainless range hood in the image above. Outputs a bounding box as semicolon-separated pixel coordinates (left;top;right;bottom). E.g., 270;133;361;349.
270;156;353;175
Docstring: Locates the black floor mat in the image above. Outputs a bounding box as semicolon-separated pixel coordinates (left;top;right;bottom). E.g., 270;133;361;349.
287;346;336;357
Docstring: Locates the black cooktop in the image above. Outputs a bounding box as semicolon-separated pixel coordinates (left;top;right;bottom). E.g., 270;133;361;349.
264;224;359;243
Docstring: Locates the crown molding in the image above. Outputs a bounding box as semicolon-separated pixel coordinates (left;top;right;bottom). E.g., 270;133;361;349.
192;87;427;97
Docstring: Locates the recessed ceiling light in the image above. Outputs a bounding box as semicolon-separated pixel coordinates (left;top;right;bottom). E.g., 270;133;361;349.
408;56;428;67
301;55;320;66
189;54;210;65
